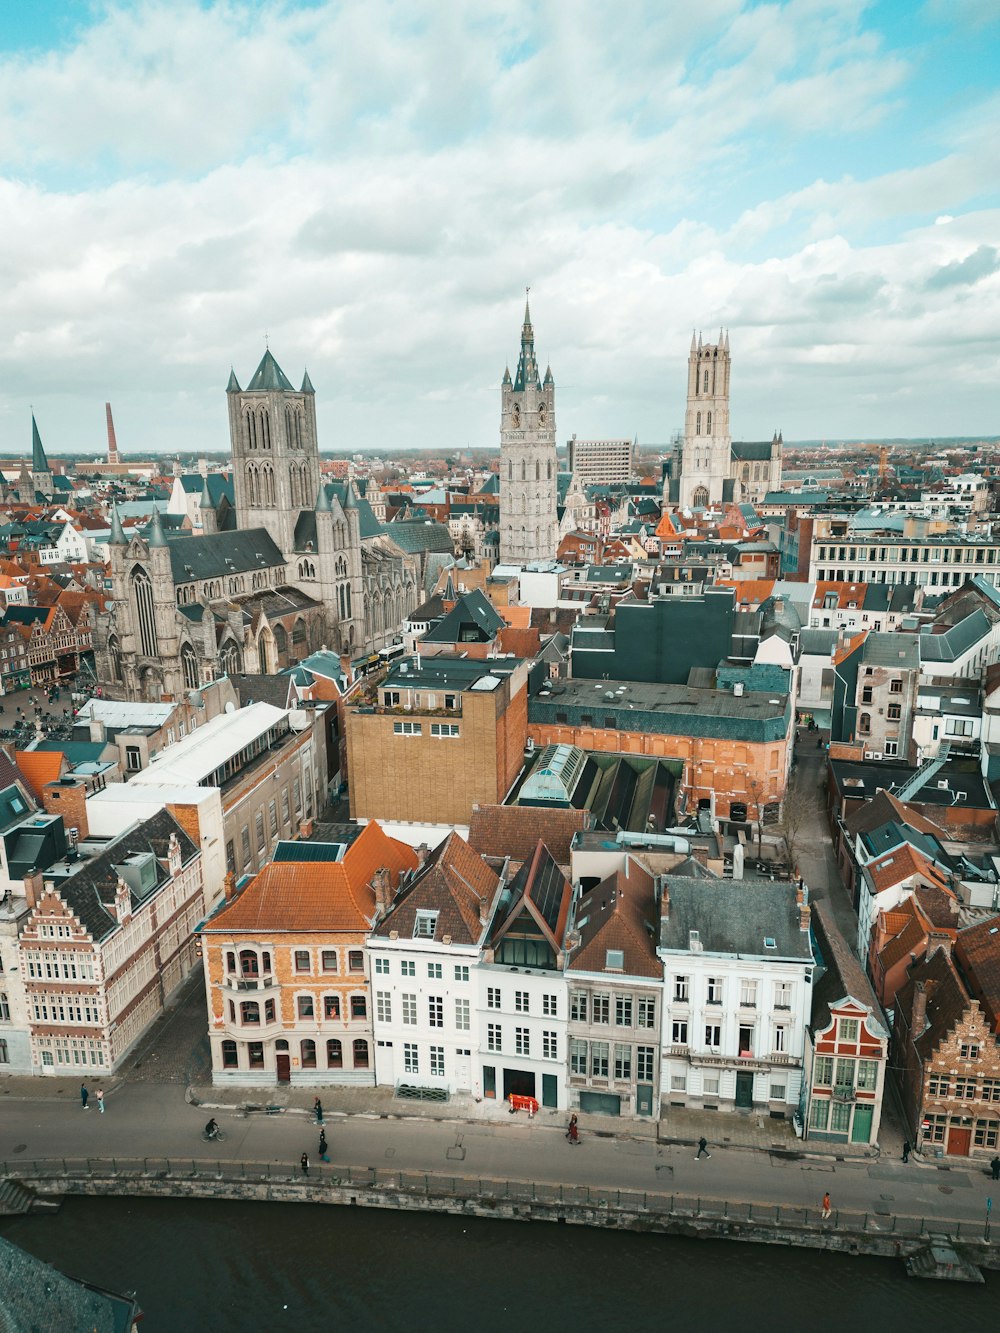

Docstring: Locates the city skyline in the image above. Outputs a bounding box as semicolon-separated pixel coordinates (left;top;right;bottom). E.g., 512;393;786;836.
0;0;998;456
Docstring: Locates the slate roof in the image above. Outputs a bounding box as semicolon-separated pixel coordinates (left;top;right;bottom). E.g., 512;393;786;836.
230;672;296;709
860;631;921;669
810;901;886;1037
246;349;294;392
486;840;571;949
896;947;972;1061
659;877;813;961
568;859;661;979
203;821;417;934
422;588;506;643
380;519;455;553
0;780;32;832
0;1235;140;1333
167;529;285;582
178;473;234;504
800;628;838;656
56;808;198;943
844;790;949;842
730;440;775;461
468;804;592;867
920;609;992;663
954;915;1000;1022
371;831;500;945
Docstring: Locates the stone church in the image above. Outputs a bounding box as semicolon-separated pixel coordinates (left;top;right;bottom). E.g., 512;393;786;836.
95;350;418;701
663;332;782;509
499;299;559;564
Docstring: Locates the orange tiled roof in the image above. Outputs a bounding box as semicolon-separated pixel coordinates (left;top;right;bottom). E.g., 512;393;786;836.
812;580;868;610
15;750;65;799
205;821;417;934
499;606;532;629
498;626;541;656
833;629;869;665
716;578;775;607
868;842;951;894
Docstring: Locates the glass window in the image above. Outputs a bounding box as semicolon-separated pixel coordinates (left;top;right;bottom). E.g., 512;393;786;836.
591;1041;609;1078
570;991;587;1022
814;1056;833;1086
353;1039;369;1069
614;1044;632;1080
809;1098;830;1130
637;1047;654;1082
543;993;557;1016
428;996;443;1028
454;965;469;982
350;995;366;1019
323;995;340;1021
856;1060;878;1092
294;950;310;973
400;960;415;977
615;995;633;1027
402;994;416;1025
515;1027;529;1056
427;962;442;979
637;997;655;1028
300;1039;317;1068
404;1043;418;1074
455;998;470;1030
327;1038;343;1067
430;1046;445;1077
592;994;610;1024
374;957;389;975
376;992;391;1023
297;995;314;1019
570;1038;587;1074
488;987;501;1010
487;1023;502;1052
542;1031;557;1059
221;1039;238;1068
672;1020;688;1044
514;990;529;1013
674;976;689;1001
321;950;338;973
348;951;364;973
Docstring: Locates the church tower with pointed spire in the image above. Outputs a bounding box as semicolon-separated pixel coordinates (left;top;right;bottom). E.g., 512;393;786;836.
227;351;320;559
31;415;54;500
676;330;732;509
499;297;558;564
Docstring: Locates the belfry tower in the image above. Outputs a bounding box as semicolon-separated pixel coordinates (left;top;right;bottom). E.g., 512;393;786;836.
499;297;558;564
678;331;731;509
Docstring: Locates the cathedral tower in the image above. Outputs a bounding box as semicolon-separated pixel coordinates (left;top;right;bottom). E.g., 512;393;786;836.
226;352;320;559
678;331;731;509
499;298;558;565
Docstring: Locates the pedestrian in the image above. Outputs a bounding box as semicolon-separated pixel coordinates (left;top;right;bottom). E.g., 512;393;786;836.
313;1097;324;1125
80;1082;89;1110
319;1129;329;1163
695;1136;711;1160
300;1152;309;1177
991;1156;1000;1181
565;1114;579;1144
902;1140;910;1163
821;1191;832;1220
95;1087;105;1114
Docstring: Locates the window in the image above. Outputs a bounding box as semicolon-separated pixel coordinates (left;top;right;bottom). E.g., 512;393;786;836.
221;1039;238;1068
428;996;443;1028
739;979;758;1008
703;1075;719;1096
738;1024;754;1056
404;1043;419;1074
300;1039;317;1068
353;1038;369;1069
674;976;689;1002
414;911;438;939
376;992;391;1023
924;1113;947;1143
614;1044;632;1080
268;800;278;836
402;994;417;1025
809;1098;830;1131
671;1020;688;1044
838;1018;859;1043
983;1079;1000;1102
830;1101;851;1134
427;962;442;979
704;1024;721;1047
570;1038;587;1074
593;994;610;1024
706;978;722;1005
323;995;340;1021
454;965;469;983
615;995;633;1027
637;997;655;1028
240;1001;260;1025
430;723;460;737
889;679;902;694
961;1043;981;1061
255;811;265;851
543;1030;557;1059
670;1074;687;1092
928;1074;950;1097
856;1060;878;1092
861;686;873;704
487;1023;502;1052
858;712;871;735
294;950;311;974
884;740;898;756
956;1078;978;1099
374;957;389;975
297;995;314;1019
401;960;415;977
515;1027;529;1056
542;993;557;1016
637;1046;654;1082
430;1046;445;1077
349;951;364;973
974;1120;1000;1149
350;995;367;1020
327;1038;343;1068
488;987;501;1010
322;950;338;973
887;704;901;721
514;990;529;1013
0;992;9;1021
125;745;141;772
774;982;792;1009
570;991;587;1022
591;1041;609;1078
393;721;423;736
455;998;470;1030
773;1025;787;1053
770;1083;786;1102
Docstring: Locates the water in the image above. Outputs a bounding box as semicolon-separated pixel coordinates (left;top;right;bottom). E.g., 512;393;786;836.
2;1197;995;1332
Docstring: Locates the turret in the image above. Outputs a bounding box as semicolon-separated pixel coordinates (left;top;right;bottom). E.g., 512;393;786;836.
200;477;217;536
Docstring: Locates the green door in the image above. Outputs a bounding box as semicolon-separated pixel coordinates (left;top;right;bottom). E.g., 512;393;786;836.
850;1104;873;1144
636;1084;653;1117
483;1065;496;1099
735;1072;754;1108
542;1074;558;1108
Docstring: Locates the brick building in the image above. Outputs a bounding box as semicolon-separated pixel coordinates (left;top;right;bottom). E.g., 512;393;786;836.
345;657;532;827
199;820;417;1086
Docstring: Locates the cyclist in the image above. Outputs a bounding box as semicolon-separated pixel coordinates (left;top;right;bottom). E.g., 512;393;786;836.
205;1118;219;1139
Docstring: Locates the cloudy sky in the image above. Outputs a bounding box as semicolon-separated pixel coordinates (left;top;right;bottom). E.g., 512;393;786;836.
1;0;998;458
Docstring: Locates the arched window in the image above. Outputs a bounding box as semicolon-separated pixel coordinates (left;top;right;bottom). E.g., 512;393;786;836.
181;643;198;690
535;459;540;481
131;566;158;658
301;1039;317;1068
353;1038;369;1069
292;620;307;654
219;642;242;675
547;459;552;480
703;369;709;391
240;1001;260;1025
239;950;259;977
508;459;513;480
327;1039;343;1068
706;412;712;433
108;634;122;681
274;624;288;656
221;1040;238;1068
259;408;271;450
521;460;526;482
859;712;871;735
695;412;701;436
693;486;709;508
262;464;275;506
246;410;257;450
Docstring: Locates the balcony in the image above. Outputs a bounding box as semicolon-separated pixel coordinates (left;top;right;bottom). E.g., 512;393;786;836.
223;973;277;993
832;1083;856;1102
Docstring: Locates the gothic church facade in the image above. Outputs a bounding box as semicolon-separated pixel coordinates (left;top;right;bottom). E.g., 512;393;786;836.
95;351;417;702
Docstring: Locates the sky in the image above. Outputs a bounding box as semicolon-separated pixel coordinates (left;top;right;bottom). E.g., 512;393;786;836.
0;0;998;458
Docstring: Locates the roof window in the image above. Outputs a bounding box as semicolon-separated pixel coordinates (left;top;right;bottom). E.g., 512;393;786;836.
413;911;438;940
606;949;624;971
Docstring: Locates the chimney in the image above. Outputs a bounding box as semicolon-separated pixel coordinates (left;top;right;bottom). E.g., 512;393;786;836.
299;818;314;840
41;776;89;842
371;866;394;915
911;979;928;1036
927;931;952;960
22;871;44;910
89;718;106;744
112;875;132;925
223;871;237;902
478;894;491;927
661;883;670;920
798;900;811;932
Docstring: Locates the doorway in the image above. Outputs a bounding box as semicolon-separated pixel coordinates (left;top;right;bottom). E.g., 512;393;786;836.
276;1052;290;1083
636;1084;654;1117
735;1071;754;1109
502;1068;536;1101
542;1073;558;1108
850;1104;873;1144
483;1065;496;1099
948;1125;972;1156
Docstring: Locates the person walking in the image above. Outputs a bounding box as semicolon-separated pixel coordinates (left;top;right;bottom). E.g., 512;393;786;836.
95;1087;105;1114
300;1152;309;1177
318;1129;329;1163
991;1155;1000;1181
80;1083;89;1110
565;1114;579;1145
695;1137;711;1160
313;1097;324;1125
902;1140;910;1163
821;1192;832;1220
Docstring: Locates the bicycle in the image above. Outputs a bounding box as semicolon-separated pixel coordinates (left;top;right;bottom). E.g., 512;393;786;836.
203;1128;227;1143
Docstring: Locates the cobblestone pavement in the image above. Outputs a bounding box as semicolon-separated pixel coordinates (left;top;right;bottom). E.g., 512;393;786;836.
115;966;212;1085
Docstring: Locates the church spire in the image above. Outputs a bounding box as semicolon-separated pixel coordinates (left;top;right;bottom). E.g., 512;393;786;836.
109;505;126;546
514;292;541;392
146;507;168;548
105;402;119;464
31;415;50;473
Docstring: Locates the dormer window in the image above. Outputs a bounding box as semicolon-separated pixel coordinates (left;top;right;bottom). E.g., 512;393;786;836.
414;910;438;940
606;949;624;971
